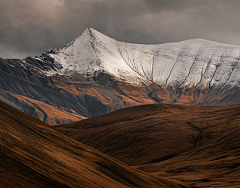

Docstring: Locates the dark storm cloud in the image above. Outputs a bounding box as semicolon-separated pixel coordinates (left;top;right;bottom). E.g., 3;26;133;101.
1;0;240;58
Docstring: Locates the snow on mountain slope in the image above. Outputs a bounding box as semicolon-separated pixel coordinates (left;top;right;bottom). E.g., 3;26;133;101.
118;38;240;89
47;28;147;85
45;28;240;89
46;28;100;76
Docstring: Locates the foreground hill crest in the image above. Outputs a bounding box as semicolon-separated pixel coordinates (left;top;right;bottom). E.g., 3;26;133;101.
0;100;183;187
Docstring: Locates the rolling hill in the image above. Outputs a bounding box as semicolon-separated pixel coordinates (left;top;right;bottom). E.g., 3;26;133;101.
55;103;240;187
0;100;184;188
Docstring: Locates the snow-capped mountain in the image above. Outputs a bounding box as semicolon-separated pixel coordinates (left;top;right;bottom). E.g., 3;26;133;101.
43;28;240;88
44;28;147;85
1;28;240;124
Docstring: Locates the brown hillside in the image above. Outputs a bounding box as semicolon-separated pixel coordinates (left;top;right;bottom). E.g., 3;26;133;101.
0;100;184;188
55;104;240;187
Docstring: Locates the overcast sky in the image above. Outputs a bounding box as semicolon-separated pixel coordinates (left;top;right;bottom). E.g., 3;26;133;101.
1;0;240;59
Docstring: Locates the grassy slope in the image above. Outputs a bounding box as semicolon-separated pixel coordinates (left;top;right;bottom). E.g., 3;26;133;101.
0;100;184;188
55;104;240;187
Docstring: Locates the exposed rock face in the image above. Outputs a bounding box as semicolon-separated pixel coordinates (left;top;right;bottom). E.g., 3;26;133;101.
1;28;240;124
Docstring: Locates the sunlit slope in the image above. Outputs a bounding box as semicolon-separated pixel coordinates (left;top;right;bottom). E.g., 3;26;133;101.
0;100;184;188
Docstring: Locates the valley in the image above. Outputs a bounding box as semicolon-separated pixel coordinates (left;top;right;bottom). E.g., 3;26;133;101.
1;28;240;187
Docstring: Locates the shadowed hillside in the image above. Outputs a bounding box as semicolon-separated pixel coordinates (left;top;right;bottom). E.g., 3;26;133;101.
2;28;240;125
55;104;240;187
0;100;184;188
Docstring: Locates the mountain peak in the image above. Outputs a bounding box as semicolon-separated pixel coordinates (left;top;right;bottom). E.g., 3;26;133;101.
44;27;147;85
2;28;240;127
42;28;240;88
72;28;112;45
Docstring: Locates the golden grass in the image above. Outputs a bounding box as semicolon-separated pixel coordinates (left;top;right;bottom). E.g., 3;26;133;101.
56;103;240;187
0;100;184;188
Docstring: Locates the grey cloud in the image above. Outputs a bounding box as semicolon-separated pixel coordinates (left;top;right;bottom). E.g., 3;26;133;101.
144;0;191;11
1;0;240;59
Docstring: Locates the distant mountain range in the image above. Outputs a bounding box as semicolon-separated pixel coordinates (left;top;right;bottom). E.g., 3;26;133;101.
1;28;240;124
